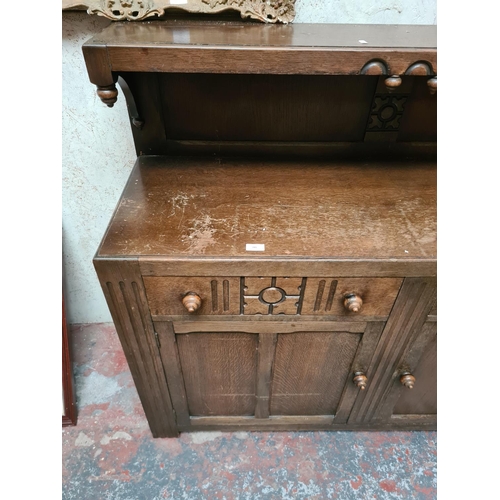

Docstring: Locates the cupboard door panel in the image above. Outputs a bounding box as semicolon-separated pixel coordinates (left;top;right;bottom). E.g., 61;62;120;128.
393;328;437;415
270;332;362;416
176;333;258;416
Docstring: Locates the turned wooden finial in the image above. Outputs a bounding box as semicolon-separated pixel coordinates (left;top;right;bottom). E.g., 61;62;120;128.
96;84;118;107
400;373;416;389
344;293;363;313
385;75;402;92
353;372;368;390
182;292;202;313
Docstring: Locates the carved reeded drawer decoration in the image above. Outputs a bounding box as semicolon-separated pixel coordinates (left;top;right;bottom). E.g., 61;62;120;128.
70;0;296;23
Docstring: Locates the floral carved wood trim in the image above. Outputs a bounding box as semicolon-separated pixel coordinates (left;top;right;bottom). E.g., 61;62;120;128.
62;0;296;23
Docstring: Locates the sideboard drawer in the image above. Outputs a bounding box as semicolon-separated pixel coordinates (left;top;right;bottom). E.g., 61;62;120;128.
301;277;403;317
143;276;403;318
144;276;241;316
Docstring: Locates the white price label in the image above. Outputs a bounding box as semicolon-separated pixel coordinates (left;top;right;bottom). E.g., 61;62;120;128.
246;244;265;252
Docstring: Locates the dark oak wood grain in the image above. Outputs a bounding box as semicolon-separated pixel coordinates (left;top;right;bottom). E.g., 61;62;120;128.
154;321;191;428
392;322;437;415
143;276;241;316
84;22;436;78
140;257;436;278
97;156;436;262
348;277;436;425
301;278;403;317
170;319;368;334
333;322;385;424
176;332;258;416
160;74;377;142
181;417;436;432
270;331;362;416
255;333;278;418
87;21;437;436
93;258;178;437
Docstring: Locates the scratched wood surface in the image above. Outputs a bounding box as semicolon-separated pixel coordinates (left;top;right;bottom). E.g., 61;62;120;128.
97;156;436;260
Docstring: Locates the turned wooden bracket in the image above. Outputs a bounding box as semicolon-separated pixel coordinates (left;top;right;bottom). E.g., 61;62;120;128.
360;61;402;93
405;61;437;95
117;76;144;129
361;59;437;94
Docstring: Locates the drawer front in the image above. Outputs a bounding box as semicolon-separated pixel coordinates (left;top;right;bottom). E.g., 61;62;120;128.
144;277;241;316
301;277;403;317
144;276;402;317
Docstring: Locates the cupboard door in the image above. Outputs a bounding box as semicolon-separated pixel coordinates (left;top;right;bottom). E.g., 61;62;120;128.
154;320;384;429
270;331;362;416
358;320;437;429
393;328;436;415
347;278;436;427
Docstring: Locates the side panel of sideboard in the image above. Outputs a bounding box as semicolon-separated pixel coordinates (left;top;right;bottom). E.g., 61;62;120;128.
93;258;179;437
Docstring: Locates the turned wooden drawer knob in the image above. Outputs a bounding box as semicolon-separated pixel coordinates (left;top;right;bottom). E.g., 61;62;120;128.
400;373;416;389
353;372;368;390
182;292;202;313
344;293;363;313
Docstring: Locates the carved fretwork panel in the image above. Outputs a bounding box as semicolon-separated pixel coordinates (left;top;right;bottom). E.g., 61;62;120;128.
367;95;408;131
71;0;296;23
364;75;413;142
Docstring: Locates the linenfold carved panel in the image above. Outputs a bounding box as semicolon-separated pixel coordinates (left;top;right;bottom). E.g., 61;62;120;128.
64;0;296;23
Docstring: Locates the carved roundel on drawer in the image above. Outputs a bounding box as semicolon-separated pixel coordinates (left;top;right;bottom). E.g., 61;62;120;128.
243;277;304;315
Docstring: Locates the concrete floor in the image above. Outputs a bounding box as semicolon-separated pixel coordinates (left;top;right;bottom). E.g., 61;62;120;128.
62;323;437;500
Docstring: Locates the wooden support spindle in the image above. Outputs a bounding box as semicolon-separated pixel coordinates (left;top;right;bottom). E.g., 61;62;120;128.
385;75;402;92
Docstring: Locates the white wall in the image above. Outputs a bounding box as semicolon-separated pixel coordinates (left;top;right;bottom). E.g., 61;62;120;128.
62;1;437;324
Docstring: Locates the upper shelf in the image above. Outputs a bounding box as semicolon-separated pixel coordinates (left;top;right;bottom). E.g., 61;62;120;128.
83;21;437;81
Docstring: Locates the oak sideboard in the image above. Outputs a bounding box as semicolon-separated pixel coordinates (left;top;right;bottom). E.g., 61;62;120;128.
83;21;437;437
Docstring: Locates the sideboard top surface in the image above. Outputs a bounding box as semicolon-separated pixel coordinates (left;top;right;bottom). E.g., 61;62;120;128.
89;21;436;49
97;156;436;262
